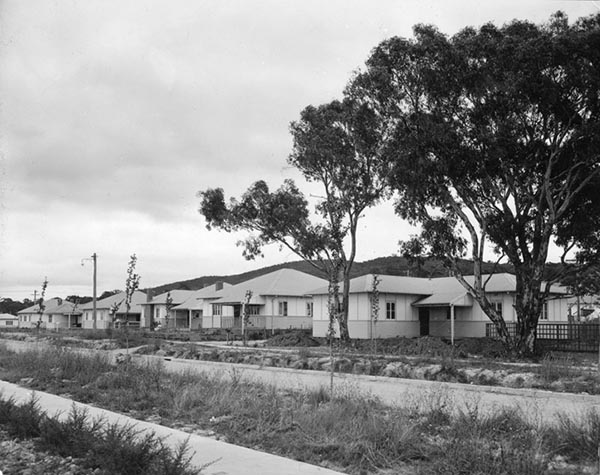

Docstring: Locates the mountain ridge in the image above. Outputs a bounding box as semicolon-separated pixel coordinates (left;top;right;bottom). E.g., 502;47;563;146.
149;255;516;295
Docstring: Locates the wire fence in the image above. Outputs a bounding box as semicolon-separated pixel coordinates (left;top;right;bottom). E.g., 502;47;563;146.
486;322;600;352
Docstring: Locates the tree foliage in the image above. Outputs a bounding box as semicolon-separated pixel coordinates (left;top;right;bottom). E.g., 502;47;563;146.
199;99;389;341
66;295;93;305
99;290;121;301
350;12;600;353
0;298;29;315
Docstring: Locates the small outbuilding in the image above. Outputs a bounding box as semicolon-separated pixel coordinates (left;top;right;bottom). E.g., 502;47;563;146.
0;313;19;328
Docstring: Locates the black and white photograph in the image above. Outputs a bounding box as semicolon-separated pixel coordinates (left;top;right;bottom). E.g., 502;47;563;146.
1;1;600;473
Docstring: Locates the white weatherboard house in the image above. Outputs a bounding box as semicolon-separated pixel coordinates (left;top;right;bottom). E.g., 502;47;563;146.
171;282;232;330
140;290;197;329
80;291;147;329
211;268;327;331
310;273;570;339
17;298;81;329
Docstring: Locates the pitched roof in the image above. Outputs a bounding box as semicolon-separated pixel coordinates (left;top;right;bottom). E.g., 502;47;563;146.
213;268;327;304
79;291;147;314
431;274;517;294
413;291;474;307
48;301;82;315
308;272;566;301
143;290;197;305
308;274;432;296
172;283;232;310
0;313;18;320
18;298;64;315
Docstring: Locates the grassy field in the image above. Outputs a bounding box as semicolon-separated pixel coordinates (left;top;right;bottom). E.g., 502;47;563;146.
0;344;598;474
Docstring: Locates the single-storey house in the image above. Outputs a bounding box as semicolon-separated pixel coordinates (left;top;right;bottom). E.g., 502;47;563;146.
45;301;83;329
211;268;327;331
171;282;232;330
310;273;570;339
80;291;147;329
140;289;198;329
0;313;19;328
17;298;82;329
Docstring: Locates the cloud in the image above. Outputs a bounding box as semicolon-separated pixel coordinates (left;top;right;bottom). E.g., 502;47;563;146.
1;0;597;299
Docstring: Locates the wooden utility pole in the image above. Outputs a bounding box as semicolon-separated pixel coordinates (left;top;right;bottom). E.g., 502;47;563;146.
92;253;97;330
82;253;98;330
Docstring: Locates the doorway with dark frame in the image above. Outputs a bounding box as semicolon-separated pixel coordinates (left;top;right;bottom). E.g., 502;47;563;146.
419;307;430;336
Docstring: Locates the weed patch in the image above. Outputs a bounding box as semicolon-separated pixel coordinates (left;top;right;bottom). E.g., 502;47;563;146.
0;396;202;474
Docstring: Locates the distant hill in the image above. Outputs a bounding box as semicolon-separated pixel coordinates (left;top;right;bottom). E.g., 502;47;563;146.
149;255;516;295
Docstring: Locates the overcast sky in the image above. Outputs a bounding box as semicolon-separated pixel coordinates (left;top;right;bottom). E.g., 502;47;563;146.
0;1;598;301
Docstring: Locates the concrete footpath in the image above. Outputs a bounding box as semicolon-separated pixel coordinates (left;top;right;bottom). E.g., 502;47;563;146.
0;380;345;475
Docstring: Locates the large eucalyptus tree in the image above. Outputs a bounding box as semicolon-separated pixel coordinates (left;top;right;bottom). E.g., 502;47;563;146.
350;12;600;354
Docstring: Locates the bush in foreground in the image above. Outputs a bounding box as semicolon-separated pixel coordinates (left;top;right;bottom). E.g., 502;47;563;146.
0;396;202;475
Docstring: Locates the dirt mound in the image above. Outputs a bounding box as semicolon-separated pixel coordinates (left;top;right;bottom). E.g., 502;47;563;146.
370;336;458;357
455;338;506;358
266;331;321;347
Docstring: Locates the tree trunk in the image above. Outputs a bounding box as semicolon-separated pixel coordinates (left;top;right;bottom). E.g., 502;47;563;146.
512;269;544;356
337;266;352;343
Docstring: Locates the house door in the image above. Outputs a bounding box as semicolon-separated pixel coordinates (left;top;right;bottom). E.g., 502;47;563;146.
419;308;430;336
233;305;241;328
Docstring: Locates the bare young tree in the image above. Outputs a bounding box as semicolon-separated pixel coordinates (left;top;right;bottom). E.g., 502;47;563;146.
122;254;141;353
241;289;253;346
164;291;174;329
35;277;48;330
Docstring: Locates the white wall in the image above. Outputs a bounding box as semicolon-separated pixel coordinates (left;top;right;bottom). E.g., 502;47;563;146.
312;292;422;338
82;309;111;329
0;319;18;328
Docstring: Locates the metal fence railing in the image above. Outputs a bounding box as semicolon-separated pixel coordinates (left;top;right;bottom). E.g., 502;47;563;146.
486;322;600;352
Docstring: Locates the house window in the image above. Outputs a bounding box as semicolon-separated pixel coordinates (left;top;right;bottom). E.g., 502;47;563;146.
246;305;260;316
306;302;313;317
48;315;53;323
155;308;160;320
278;301;288;316
540;302;549;320
213;304;222;316
6;321;13;326
386;301;396;320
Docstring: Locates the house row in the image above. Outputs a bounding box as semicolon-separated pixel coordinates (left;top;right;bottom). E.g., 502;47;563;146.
17;292;148;330
140;268;324;331
311;273;570;339
15;268;574;339
18;298;82;329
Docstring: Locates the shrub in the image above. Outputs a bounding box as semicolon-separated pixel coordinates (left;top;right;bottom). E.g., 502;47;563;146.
455;338;507;358
0;396;202;475
538;353;577;383
266;331;320;347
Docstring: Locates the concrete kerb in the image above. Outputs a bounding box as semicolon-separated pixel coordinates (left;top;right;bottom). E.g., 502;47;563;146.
0;380;345;475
